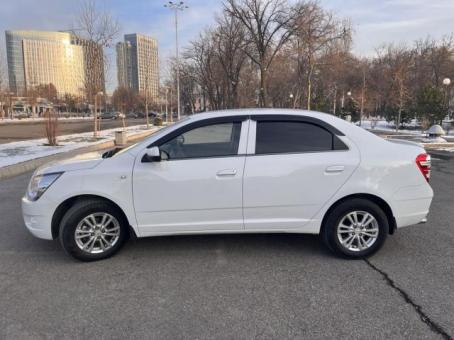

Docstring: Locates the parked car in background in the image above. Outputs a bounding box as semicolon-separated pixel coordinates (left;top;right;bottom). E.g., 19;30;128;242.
125;112;138;119
22;109;433;261
98;112;116;120
137;112;158;119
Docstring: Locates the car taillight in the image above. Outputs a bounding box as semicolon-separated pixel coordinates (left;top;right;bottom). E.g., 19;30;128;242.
416;153;431;182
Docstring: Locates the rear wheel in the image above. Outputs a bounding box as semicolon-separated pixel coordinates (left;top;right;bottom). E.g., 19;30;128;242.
59;199;128;262
321;198;389;258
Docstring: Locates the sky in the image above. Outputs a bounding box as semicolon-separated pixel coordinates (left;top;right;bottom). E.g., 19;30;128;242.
1;0;453;93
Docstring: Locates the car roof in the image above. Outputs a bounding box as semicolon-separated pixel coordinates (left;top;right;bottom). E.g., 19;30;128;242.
186;108;386;145
187;108;329;121
131;108;385;153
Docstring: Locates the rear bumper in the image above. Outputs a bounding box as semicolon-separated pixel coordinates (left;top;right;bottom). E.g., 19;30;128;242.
21;196;54;240
392;185;433;228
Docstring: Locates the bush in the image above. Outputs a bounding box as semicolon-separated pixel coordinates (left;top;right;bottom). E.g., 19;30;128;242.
43;109;58;146
154;116;163;126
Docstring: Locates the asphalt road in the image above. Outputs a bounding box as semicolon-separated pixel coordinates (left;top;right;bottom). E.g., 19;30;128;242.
0;159;453;339
0;118;149;144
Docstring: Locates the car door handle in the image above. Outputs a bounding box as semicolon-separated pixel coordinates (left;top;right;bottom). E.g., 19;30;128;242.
325;165;345;173
216;169;237;177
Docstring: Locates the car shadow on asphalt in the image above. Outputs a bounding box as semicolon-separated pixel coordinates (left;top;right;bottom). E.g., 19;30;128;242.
122;233;335;260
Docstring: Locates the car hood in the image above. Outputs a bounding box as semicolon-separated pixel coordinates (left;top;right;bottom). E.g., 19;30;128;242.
35;152;104;175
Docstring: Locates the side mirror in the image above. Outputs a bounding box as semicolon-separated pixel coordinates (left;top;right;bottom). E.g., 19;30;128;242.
142;146;161;162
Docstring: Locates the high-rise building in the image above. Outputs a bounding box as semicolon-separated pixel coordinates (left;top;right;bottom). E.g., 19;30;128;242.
116;33;159;101
5;30;104;97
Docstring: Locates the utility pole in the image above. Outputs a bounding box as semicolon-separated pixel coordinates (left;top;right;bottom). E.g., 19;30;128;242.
165;1;188;121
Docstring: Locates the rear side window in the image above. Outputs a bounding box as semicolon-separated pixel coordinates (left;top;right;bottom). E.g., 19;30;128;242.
255;121;347;155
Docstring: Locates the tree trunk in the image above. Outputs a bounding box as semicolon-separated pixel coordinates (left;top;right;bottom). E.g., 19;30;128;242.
307;64;314;110
396;107;402;132
259;66;267;108
93;98;97;138
333;86;337;115
145;98;150;129
396;90;403;132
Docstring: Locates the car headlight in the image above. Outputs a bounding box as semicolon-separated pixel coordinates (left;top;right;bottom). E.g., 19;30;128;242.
27;172;63;201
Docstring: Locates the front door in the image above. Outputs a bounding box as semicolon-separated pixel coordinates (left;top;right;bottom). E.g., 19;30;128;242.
133;118;248;236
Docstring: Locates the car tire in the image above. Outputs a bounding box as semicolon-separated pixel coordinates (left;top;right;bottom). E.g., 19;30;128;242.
59;199;128;262
321;198;389;259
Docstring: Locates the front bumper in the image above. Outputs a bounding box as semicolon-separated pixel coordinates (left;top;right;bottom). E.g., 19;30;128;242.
21;196;54;240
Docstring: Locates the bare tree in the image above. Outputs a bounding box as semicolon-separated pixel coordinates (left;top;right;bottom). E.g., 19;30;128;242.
185;30;225;110
139;70;150;128
28;87;39;118
73;0;120;137
43;108;59;146
292;1;351;110
374;44;414;130
224;0;295;107
179;61;198;113
177;0;454;126
0;45;7;119
214;14;248;108
267;48;297;108
112;87;139;113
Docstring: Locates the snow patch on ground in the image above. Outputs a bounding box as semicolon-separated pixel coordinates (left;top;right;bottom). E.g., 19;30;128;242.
0;116;93;124
360;119;454;136
0;125;156;168
359;120;423;135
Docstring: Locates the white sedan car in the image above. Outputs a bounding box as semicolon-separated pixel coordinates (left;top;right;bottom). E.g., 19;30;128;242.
22;109;433;261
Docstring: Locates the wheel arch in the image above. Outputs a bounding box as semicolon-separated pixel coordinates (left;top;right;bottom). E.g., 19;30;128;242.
321;193;397;235
51;194;136;239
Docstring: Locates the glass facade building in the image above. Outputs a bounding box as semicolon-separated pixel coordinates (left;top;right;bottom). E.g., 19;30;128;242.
5;30;104;97
116;33;159;101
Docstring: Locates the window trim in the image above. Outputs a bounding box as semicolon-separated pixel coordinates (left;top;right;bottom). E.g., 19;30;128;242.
252;114;345;136
148;115;249;148
145;114;348;160
251;118;349;156
148;116;248;161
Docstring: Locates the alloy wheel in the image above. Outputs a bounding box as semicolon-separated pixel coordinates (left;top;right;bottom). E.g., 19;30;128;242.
336;211;379;252
74;213;121;254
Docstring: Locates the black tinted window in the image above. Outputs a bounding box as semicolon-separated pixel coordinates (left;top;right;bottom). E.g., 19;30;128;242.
160;122;241;159
256;121;344;154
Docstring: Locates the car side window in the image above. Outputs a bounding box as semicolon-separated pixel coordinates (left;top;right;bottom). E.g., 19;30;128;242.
159;122;242;160
255;120;347;155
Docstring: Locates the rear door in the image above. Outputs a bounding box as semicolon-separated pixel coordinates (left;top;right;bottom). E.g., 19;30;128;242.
243;116;360;230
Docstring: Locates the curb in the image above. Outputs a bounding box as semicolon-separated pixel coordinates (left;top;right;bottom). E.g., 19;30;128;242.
0;128;157;181
427;150;454;160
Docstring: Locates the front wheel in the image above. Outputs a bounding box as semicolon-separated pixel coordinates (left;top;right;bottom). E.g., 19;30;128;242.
59;199;128;261
321;198;389;258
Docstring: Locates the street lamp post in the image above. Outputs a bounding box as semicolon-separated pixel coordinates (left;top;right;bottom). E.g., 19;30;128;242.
443;77;451;120
165;1;188;121
347;91;361;123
